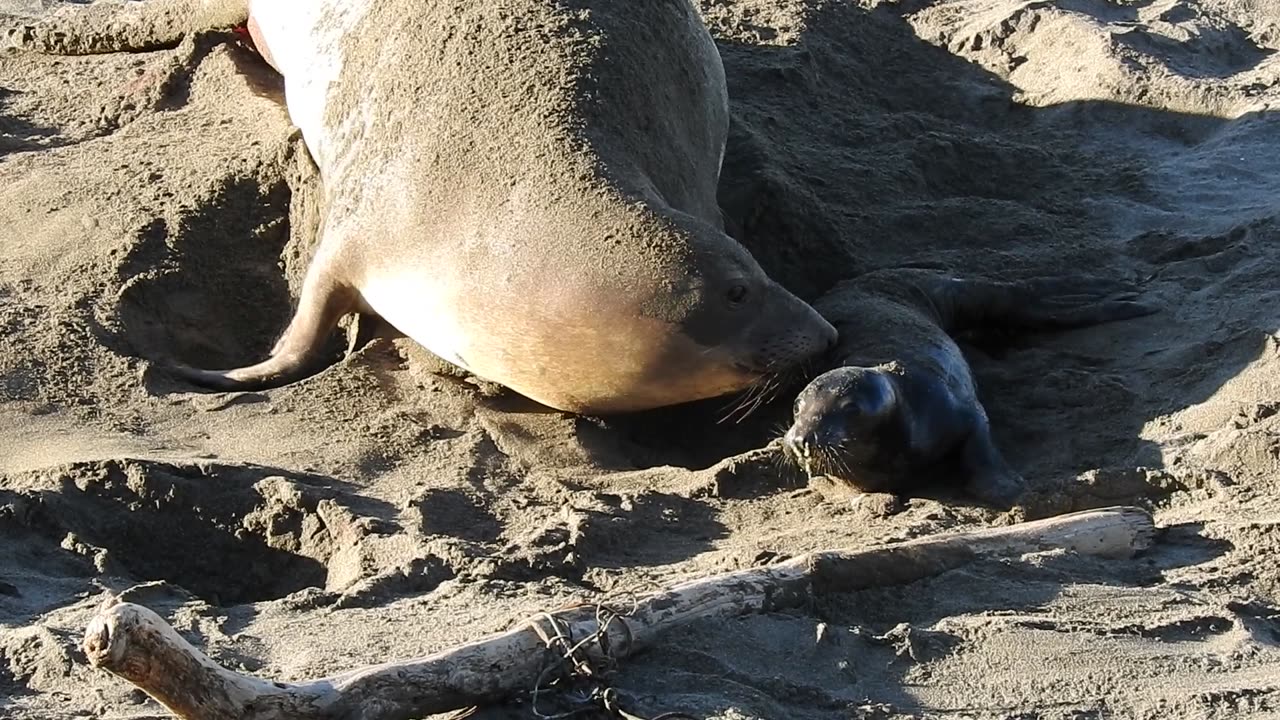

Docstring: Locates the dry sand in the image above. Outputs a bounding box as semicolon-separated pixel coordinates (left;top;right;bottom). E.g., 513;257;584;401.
2;0;1280;718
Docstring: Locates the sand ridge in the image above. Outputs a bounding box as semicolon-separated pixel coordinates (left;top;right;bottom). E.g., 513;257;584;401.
1;0;1279;718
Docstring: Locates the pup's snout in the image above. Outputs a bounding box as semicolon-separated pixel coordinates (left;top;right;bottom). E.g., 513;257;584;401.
783;426;813;458
784;421;847;457
784;424;838;458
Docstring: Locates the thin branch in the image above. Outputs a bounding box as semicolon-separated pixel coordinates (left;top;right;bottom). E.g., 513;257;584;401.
82;506;1157;720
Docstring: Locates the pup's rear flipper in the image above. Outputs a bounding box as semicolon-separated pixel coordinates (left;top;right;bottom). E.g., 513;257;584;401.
991;276;1160;330
851;269;1158;334
930;275;1158;332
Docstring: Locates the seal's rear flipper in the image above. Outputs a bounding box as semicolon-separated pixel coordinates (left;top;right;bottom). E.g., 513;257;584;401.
167;354;328;392
987;276;1160;330
167;268;356;392
3;0;247;55
924;274;1160;333
1013;297;1160;330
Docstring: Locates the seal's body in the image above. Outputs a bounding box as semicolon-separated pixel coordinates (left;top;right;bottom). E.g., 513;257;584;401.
34;0;837;413
783;269;1154;508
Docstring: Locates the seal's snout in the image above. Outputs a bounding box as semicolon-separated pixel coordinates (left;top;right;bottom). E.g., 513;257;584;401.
783;416;846;460
782;425;818;476
808;314;839;357
824;315;838;340
749;310;838;371
782;425;811;458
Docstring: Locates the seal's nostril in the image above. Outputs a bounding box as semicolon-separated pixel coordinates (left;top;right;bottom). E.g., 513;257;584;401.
783;429;809;457
796;431;822;457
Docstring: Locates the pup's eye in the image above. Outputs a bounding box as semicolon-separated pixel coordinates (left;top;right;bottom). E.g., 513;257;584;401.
727;284;749;304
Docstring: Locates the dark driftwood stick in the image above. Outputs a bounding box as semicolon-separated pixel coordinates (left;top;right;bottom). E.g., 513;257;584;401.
82;506;1156;720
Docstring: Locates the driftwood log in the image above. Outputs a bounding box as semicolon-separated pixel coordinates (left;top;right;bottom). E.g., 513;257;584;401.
83;506;1157;720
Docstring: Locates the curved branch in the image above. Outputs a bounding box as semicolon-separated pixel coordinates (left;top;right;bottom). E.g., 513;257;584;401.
83;506;1157;720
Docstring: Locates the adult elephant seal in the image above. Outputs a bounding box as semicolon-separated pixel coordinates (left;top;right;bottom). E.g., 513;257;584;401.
13;0;836;414
783;269;1155;508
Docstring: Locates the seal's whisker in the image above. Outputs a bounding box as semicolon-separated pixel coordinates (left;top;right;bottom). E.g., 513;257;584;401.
811;446;835;477
758;371;789;406
768;419;793;442
717;380;760;416
717;379;766;424
733;391;768;424
832;449;860;481
822;447;854;480
715;394;744;422
753;367;794;415
736;380;768;416
727;366;788;423
718;358;801;425
771;447;791;472
776;433;804;469
741;376;777;419
743;372;788;422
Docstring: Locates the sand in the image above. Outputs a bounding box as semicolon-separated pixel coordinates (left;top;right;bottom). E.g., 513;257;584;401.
1;0;1279;718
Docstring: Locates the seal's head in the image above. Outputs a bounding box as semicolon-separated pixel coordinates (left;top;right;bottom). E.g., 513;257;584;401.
647;215;840;400
782;366;902;490
467;209;838;414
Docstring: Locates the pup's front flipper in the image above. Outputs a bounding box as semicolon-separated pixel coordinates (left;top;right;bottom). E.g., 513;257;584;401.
960;423;1026;509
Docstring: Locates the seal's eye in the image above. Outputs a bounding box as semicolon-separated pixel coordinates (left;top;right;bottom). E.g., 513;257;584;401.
727;284;749;305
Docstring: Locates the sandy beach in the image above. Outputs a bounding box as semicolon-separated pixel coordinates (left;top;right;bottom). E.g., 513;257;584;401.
1;0;1279;717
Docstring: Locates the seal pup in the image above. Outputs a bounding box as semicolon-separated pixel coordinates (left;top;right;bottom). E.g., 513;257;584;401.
15;0;836;414
783;269;1155;508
